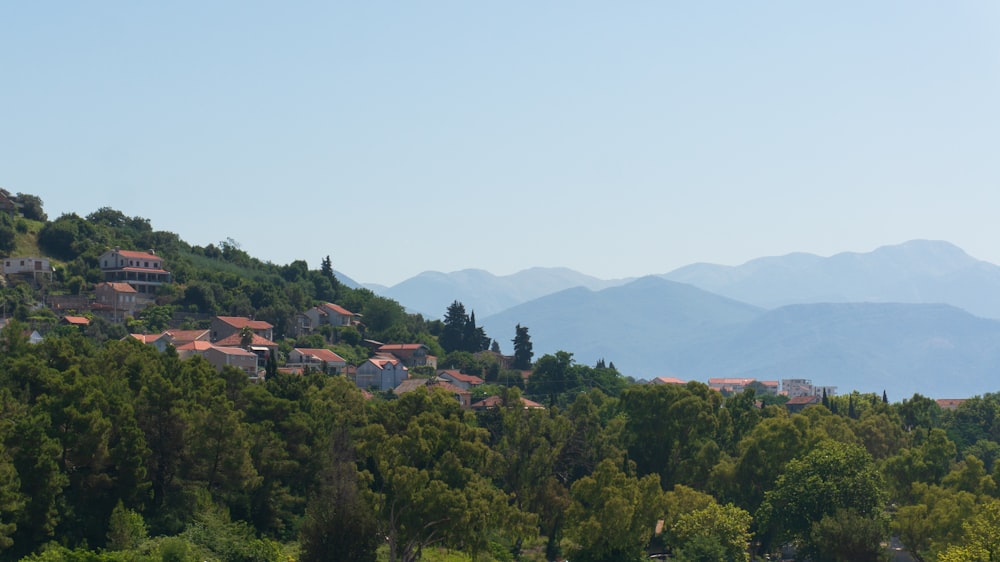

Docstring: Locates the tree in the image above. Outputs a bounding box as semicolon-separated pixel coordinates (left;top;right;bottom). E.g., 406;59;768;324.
440;301;468;353
671;501;752;562
512;324;533;370
758;440;886;556
565;459;665;562
299;428;377;562
15;193;46;221
361;389;535;562
526;351;581;407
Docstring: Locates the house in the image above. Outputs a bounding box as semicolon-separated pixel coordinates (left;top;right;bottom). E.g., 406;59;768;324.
213;331;278;372
98;247;171;294
394;378;472;409
210;316;274;343
785;395;821;414
355;357;408;392
94;282;138;322
782;378;838;398
294;302;359;335
2;257;54;283
174;340;214;360
470;395;546;410
130;332;173;352
651;376;687;385
62;316;90;327
377;343;436;369
132;329;211;353
203;345;261;379
160;329;211;347
287;348;348;373
437;369;484;390
708;377;758;394
936;399;967;411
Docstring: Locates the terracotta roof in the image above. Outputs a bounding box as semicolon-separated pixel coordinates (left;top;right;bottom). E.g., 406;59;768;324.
651;376;686;385
114;249;160;261
438;370;484;385
293;348;347;364
214;332;277;348
378;343;427;352
63;316;90;325
936;399;967;410
176;341;213;352
163;329;211;344
131;333;166;344
211;346;257;357
320;302;355;316
368;357;403;368
101;282;137;292
215;316;274;330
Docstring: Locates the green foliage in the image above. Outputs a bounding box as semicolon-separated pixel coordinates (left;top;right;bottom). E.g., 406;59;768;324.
565;459;665;562
106;500;147;551
511;324;533;370
758;440;886;554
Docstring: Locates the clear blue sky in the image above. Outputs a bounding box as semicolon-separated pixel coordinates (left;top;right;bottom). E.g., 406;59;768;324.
3;2;999;286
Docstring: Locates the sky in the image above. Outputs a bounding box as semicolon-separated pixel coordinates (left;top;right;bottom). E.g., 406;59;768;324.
2;2;999;287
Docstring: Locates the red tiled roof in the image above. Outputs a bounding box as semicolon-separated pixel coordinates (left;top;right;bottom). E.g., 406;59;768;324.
163;329;211;344
936;399;966;410
652;376;686;385
368;357;403;368
438;370;484;385
63;316;90;325
215;316;273;330
176;341;213;352
115;250;160;261
214;332;277;348
131;333;165;344
211;346;257;357
321;302;355;316
101;282;137;292
378;343;426;351
294;348;347;364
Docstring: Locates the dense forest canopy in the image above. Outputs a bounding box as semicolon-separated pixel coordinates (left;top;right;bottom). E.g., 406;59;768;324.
1;196;1000;561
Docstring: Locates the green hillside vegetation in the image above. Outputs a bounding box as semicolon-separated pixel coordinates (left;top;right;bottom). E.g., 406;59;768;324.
2;196;1000;561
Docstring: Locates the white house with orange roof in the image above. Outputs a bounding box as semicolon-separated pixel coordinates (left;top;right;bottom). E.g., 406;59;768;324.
287;348;348;373
355;357;408;391
98;247;171;294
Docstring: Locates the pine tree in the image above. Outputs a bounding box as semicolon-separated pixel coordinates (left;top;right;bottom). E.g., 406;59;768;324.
512;324;533;370
440;301;468;353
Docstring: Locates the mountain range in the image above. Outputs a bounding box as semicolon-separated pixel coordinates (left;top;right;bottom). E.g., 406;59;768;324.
361;240;1000;399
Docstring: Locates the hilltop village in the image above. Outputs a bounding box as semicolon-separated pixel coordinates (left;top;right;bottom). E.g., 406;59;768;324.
1;195;998;562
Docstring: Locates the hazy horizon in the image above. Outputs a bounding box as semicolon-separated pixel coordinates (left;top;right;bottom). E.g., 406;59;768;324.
4;2;999;286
